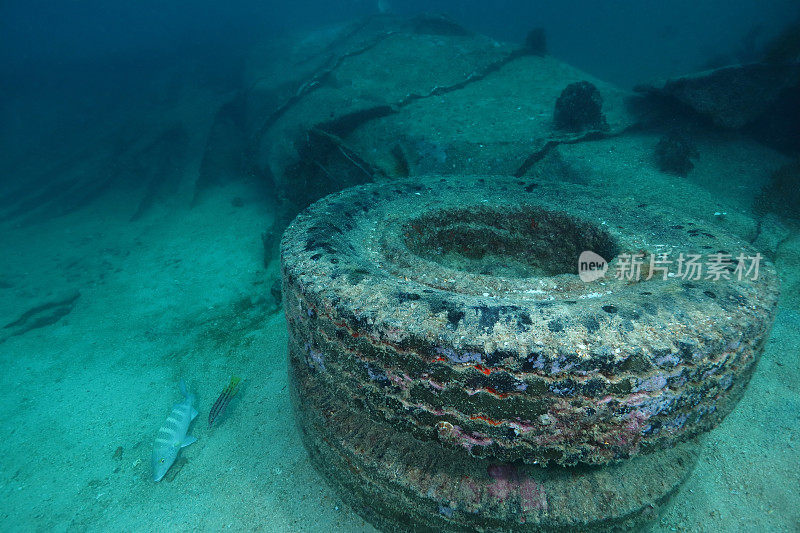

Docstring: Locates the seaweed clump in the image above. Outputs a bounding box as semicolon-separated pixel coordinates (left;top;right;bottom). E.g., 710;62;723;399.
654;133;699;177
524;28;547;55
553;81;608;132
755;159;800;221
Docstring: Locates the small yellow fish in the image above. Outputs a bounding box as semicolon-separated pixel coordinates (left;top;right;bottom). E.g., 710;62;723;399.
208;376;241;428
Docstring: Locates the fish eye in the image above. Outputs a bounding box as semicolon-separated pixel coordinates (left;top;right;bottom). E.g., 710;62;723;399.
160;458;165;463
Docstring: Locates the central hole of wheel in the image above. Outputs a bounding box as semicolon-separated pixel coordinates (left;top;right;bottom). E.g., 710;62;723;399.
403;206;619;278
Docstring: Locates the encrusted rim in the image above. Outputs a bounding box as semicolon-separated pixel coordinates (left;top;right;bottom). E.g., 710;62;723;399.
282;175;779;466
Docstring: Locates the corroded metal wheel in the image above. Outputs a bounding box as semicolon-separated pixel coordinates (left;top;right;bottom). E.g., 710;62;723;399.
281;175;778;531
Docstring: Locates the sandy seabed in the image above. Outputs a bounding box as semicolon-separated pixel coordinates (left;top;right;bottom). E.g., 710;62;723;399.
0;132;798;532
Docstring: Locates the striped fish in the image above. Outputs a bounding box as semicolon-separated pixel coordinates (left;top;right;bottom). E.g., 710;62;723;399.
152;379;198;482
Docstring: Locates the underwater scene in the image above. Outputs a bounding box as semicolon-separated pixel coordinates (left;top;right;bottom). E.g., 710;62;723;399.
1;1;799;531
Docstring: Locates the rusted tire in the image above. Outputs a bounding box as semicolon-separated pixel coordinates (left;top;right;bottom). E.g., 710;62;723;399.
281;175;778;530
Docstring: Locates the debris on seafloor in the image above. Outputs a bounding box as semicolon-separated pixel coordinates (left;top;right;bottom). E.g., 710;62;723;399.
2;289;81;342
553;80;608;132
208;376;242;428
654;131;699;177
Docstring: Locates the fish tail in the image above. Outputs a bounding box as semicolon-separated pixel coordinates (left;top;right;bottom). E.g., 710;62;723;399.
179;379;195;405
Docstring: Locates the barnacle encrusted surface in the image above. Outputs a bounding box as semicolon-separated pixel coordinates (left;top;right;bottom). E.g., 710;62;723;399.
281;175;779;530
